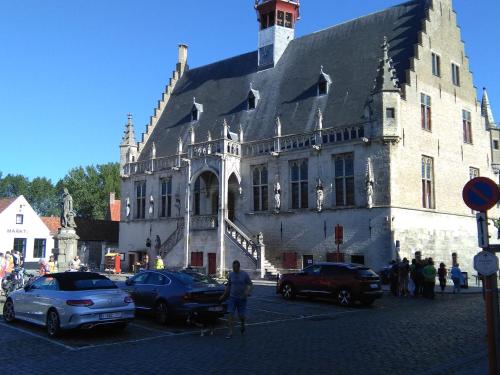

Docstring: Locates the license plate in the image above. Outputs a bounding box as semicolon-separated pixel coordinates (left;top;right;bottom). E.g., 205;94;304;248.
370;283;379;289
100;312;122;319
207;306;223;312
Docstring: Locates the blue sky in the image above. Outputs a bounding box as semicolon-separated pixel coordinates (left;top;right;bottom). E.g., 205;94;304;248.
0;0;498;183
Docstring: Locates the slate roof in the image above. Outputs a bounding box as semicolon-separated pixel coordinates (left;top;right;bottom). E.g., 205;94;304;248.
139;0;428;160
0;197;16;214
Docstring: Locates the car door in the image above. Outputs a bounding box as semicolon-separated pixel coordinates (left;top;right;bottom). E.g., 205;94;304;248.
124;272;151;309
31;276;60;325
319;265;340;293
296;265;321;294
142;272;168;307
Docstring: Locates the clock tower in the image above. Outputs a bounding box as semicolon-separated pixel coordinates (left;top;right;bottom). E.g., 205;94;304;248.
255;0;300;69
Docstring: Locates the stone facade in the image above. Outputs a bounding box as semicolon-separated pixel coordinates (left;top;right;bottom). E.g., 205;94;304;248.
118;0;498;277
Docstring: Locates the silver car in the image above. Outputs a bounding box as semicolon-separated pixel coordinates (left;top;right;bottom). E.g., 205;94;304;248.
2;272;135;337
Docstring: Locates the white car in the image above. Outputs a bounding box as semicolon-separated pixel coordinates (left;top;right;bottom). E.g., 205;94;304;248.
3;272;135;337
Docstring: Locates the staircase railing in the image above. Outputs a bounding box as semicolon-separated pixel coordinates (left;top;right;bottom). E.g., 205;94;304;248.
159;218;185;258
224;218;260;266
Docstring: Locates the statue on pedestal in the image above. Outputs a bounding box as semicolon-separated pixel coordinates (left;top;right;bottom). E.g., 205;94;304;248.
366;158;374;209
61;188;77;229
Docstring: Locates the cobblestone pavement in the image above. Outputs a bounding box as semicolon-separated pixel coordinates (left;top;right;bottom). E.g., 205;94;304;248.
0;286;488;375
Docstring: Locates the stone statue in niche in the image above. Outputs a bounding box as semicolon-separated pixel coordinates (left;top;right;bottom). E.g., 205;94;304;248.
149;195;154;216
126;197;131;218
257;232;264;245
316;179;324;212
366;157;374;209
274;182;281;212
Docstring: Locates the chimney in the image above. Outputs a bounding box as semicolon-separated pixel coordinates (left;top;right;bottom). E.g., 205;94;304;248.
177;44;188;73
109;192;115;204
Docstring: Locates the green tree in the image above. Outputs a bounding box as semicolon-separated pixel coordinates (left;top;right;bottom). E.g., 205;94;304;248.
0;174;30;197
57;162;120;220
28;177;59;216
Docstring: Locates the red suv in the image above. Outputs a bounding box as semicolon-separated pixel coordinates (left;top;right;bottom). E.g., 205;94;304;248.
277;262;383;306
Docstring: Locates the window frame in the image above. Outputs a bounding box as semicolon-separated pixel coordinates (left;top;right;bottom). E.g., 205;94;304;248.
135;181;146;219
462;109;473;144
334;153;355;207
33;238;46;259
420;93;432;131
16;214;23;225
421;156;435;209
290;159;309;209
252;165;269;212
13;238;27;257
386;107;396;119
159;177;172;218
431;52;441;77
451;62;461;86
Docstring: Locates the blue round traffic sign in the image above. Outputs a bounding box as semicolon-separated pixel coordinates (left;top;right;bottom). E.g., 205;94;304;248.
462;177;500;212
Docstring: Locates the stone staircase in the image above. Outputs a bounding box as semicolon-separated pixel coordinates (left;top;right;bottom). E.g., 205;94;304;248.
262;258;279;279
159;218;185;258
224;219;260;267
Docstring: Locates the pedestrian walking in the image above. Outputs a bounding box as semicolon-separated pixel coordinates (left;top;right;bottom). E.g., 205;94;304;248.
389;260;399;296
450;264;462;294
438;263;447;294
398;258;410;297
422;258;437;299
219;260;253;339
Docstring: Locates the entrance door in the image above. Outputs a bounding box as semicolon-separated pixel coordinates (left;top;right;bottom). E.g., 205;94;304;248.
228;191;235;222
128;254;135;272
208;253;217;275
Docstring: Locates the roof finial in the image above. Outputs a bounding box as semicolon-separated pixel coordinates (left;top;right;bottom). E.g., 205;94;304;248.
121;113;136;147
372;36;400;94
482;87;496;128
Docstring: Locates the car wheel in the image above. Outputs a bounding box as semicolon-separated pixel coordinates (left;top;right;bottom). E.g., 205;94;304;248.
3;299;16;323
337;288;352;306
46;309;61;337
361;298;375;306
281;283;295;300
155;301;169;325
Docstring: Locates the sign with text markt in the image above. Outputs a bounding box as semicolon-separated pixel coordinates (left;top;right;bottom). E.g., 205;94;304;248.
474;251;499;276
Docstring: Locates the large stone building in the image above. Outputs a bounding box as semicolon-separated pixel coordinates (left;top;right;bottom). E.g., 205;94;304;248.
118;0;498;276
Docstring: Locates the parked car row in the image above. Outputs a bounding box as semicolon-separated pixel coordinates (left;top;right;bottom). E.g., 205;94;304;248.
2;262;382;338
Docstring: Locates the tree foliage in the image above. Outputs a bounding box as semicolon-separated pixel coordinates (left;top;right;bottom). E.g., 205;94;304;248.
0;162;120;220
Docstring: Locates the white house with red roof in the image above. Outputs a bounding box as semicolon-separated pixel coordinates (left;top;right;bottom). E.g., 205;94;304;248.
0;195;54;264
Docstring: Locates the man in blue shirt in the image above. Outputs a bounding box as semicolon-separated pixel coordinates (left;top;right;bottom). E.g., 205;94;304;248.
220;260;253;339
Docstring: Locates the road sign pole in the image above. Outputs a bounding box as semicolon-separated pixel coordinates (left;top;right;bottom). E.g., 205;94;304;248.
483;211;500;375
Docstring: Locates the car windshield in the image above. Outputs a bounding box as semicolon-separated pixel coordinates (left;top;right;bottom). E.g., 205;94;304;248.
56;274;118;291
358;268;378;278
175;271;219;285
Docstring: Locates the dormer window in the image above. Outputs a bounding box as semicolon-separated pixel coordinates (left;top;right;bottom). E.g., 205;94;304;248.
247;84;260;110
191;98;203;122
318;66;332;96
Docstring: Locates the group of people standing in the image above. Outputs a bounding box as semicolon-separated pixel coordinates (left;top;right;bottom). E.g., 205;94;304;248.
389;257;464;299
0;250;22;284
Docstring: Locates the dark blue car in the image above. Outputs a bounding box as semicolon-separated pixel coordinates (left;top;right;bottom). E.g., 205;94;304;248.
117;270;226;324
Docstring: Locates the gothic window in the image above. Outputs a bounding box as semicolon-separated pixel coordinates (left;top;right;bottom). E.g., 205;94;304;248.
135;181;146;219
462;110;472;144
431;52;441;77
160;178;172;218
334;153;354;206
421;156;434;209
451;63;460;86
252;165;268;211
290;159;308;209
421;93;432;131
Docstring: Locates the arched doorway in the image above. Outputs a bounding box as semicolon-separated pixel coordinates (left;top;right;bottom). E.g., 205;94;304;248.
227;173;239;222
193;171;219;217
